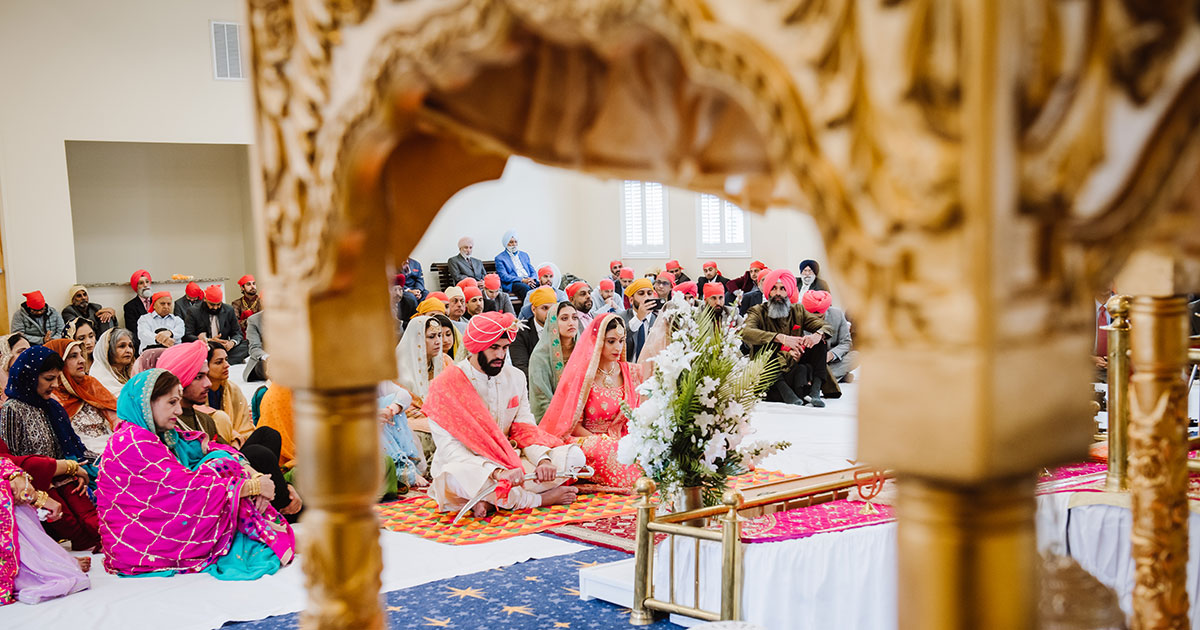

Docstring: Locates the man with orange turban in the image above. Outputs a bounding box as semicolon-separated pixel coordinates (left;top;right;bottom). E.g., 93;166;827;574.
423;311;584;517
231;274;262;335
11;290;64;345
481;273;515;316
136;290;185;352
802;290;858;383
621;277;660;362
182;284;249;364
742;270;839;407
510;286;556;374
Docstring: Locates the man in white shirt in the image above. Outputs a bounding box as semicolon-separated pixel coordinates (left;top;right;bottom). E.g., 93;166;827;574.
591;279;622;316
137;291;185;352
621;278;660;362
423;312;583;518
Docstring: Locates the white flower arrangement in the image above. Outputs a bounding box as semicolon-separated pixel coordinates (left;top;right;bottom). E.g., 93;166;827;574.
617;294;789;506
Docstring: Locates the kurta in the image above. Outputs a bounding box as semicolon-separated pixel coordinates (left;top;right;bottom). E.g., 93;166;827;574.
427;361;584;511
742;303;841;397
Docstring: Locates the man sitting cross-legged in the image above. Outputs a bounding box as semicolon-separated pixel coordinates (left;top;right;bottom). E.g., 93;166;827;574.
423;312;583;518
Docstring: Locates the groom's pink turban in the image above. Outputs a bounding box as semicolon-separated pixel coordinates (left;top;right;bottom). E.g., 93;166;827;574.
158;340;209;387
463;312;520;353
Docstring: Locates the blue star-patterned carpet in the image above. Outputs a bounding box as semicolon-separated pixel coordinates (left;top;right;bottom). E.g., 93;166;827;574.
225;542;682;629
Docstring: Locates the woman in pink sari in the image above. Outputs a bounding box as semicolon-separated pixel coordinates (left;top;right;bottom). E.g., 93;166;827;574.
539;313;643;491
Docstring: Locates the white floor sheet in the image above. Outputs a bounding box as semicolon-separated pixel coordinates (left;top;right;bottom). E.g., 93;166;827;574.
0;527;585;630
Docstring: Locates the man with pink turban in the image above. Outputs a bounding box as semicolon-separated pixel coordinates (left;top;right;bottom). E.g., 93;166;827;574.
803;290;859;383
422;312;585;518
742;270;839;407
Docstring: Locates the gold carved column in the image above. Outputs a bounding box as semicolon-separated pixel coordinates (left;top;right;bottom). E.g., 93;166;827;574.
1128;296;1190;630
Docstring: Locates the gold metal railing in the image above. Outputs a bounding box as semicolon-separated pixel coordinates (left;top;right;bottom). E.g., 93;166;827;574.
1104;294;1132;491
629;468;893;626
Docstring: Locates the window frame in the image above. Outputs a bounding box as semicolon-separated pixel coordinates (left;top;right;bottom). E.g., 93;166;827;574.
695;193;751;257
619;180;671;259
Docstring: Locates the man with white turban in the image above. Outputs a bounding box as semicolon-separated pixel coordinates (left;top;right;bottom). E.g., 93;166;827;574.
423;312;584;518
493;230;537;301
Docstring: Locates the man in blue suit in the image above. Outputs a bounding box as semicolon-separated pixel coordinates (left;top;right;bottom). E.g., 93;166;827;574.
493;229;538;300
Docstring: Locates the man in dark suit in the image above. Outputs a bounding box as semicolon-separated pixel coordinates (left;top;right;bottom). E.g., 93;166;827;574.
174;281;205;320
696;262;732;297
183;284;248;364
508;286;556;375
447;237;487;285
621;278;659;363
123;269;154;354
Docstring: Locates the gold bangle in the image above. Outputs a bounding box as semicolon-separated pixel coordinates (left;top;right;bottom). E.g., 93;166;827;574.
65;460;79;475
32;491;48;509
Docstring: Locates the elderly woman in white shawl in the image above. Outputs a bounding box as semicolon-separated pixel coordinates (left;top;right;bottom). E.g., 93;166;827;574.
87;328;135;396
394;316;453;463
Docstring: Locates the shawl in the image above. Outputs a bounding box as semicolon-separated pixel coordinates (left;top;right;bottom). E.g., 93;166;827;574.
395;316;447;399
5;346;86;460
257;385;296;470
97;369;294;577
0;457;20;604
89;328;133;396
46;339;118;425
211;380;254;447
423;365;563;471
539;314;642;439
528;305;577;422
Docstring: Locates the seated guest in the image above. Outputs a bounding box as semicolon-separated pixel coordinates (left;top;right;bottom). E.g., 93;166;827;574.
423;313;583;516
137;291;185;353
737;266;768;315
122;269;154;353
618;268;636;309
175;281;205;319
518;264;568;319
676;281;699;306
455;277;479;293
696;262;731;296
0;334;31;401
90;328;135;396
464;285;485;319
642;268;662;281
132;347;167;375
444;287;469;333
158;341;301;518
702;282;741;328
510;287;557;375
622;278;660;363
401;258;428;301
591;279;622;316
448;236;486;284
540;314;644;491
742;270;838;407
802;290;858;383
183;285;248;365
608;260;625;287
96;368;296;579
566;281;594;329
207;344;255;448
231;275;262;335
494;230;538;300
376;382;430;491
654;272;676;302
61;286;115;337
46;339;119;457
243;312;269;382
416;296;447;317
727;261;767;295
11;291;64;346
798;259;831;295
64;318;99;370
664;260;691;283
395;316;454;462
0;452;92;603
528;302;580;422
433;314;465;361
481;273;515;316
0;347;101;552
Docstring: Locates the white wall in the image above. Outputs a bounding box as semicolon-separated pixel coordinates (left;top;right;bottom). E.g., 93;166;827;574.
67;142;255;286
0;0;251;310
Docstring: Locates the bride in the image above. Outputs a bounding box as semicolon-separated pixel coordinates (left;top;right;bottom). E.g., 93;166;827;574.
538;313;643;491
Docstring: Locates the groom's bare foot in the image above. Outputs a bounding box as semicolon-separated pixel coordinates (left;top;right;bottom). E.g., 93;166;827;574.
472;501;494;518
541;486;579;506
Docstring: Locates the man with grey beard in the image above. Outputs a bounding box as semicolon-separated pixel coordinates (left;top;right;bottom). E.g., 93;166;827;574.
741;270;838;407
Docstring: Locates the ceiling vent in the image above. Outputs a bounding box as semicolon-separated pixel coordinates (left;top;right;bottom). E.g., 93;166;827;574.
211;21;244;80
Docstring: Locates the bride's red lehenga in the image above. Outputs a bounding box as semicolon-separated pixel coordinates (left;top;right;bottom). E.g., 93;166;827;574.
539;314;644;492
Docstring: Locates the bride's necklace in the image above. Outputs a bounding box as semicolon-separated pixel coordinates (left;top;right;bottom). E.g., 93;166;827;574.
598;363;620;387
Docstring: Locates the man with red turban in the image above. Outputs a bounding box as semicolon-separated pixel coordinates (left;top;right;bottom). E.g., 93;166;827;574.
608;260;625;287
664;260;691;283
727;261;768;295
696;261;731;299
174;281;205;319
510;287;557;375
702;281;741;328
591;278;622;316
653;272;676;302
566;281;594;329
618;268;636;309
11;290;64;345
135;290;185;352
481;273;515;316
423;312;584;518
802;290;859;383
182;284;248;364
742;270;839;407
122;269;154;353
231;274;262;335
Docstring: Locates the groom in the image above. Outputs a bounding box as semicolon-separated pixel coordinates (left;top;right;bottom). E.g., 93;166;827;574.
424;312;583;518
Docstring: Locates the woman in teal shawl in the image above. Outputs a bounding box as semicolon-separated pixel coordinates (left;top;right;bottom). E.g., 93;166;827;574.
96;369;295;580
528;302;580;421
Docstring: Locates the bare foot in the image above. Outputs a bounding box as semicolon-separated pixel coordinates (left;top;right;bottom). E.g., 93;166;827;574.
541;485;579;506
471;501;494;518
76;557;91;573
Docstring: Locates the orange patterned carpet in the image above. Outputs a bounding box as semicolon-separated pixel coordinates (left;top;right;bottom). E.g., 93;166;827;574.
376;469;796;545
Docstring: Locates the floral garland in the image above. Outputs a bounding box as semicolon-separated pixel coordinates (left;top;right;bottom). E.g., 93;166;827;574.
617;294;789;505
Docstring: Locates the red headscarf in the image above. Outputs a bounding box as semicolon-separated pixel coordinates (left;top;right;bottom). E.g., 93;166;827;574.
802;290;832;314
537;266;553;278
598;279;616;292
619;268;635;280
22;291;45;310
759;269;799;304
456;278;477;292
45;339;118;423
429;291;449;302
702;261;720;274
538;314;642;440
483;274;501;291
463;285;483;302
238;275;255;286
676;281;698;297
665;260;681;271
463;312;520;354
204;285;223;303
566;281;589;300
185;282;203;299
703;282;725;299
655;272;676;288
749;261;767;271
150;291;172;309
130;269;151;292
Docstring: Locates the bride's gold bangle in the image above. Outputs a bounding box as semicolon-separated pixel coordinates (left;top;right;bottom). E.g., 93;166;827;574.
31;491;49;509
65;460;79;475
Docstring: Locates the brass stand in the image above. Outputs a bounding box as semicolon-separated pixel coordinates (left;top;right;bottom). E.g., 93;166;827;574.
294;387;384;630
1128;296;1190;630
896;476;1037;630
1105;295;1132;492
631;478;658;626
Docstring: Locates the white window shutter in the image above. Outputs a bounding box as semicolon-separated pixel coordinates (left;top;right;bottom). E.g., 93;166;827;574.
621;181;670;257
696;193;751;257
212;22;244;80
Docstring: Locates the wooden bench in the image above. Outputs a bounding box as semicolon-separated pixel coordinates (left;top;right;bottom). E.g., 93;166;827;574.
428;260;521;310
